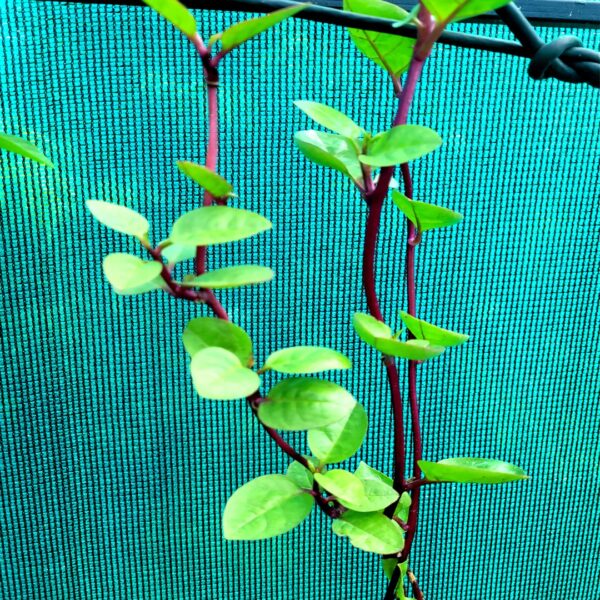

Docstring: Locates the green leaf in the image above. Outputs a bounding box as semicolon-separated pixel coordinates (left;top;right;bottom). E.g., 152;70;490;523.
343;0;414;77
418;457;529;484
190;347;260;400
352;312;392;346
180;265;274;289
286;461;314;489
223;474;314;540
314;467;398;512
169;206;271;247
355;461;393;488
220;4;307;53
102;253;164;295
382;559;409;599
395;492;411;522
86;200;150;240
294;101;364;139
422;0;512;23
332;511;404;554
258;378;356;431
183;317;253;365
160;241;196;264
372;338;445;361
142;0;196;36
360;125;442;167
294;130;363;182
392;191;463;232
0;132;54;167
177;161;234;198
399;311;469;347
262;346;351;374
308;403;368;464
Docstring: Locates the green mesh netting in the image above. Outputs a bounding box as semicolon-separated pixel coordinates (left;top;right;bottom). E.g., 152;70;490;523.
1;2;598;598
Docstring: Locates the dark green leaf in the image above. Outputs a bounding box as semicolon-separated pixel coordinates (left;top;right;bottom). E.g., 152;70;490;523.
392;191;463;232
308;403;368;464
177;161;235;198
223;474;314;540
181;265;274;289
422;0;512;23
360;125;442;167
183;316;253;366
220;4;307;52
0;132;54;167
286;461;314;489
332;511;405;554
372;338;445;361
169;206;271;246
142;0;196;36
87;200;150;240
352;312;392;346
418;457;528;484
263;346;351;374
102;253;164;295
190;347;260;400
258;378;356;431
294;101;364;139
399;311;469;347
343;0;414;77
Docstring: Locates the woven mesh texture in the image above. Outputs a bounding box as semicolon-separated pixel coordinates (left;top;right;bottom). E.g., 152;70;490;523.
1;2;598;598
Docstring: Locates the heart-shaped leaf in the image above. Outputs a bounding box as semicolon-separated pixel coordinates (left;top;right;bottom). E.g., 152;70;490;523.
294;101;364;139
223;474;314;540
422;0;512;23
87;200;150;240
332;511;405;554
360;125;442;167
183;317;253;365
308;403;368;464
263;346;351;374
258;378;356;431
418;457;528;484
372;338;445;361
343;0;414;77
392;191;463;232
142;0;196;36
399;311;469;347
181;265;274;289
169;206;271;246
352;313;392;346
220;4;307;53
190;347;260;400
0;132;54;167
102;253;164;295
177;161;234;198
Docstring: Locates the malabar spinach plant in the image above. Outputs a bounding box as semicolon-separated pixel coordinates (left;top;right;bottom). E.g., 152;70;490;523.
86;0;527;597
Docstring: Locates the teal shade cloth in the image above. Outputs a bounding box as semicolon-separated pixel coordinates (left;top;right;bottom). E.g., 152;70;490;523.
1;2;598;598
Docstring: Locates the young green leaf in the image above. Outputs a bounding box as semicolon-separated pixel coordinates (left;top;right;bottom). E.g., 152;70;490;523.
382;559;409;599
308;403;368;464
183;317;253;365
395;492;412;522
286;461;314;489
399;311;469;347
392;191;463;232
102;253;164;295
219;4;307;53
360;125;442;167
190;347;260;400
223;474;314;540
343;0;415;77
422;0;512;23
169;206;271;247
332;511;405;554
180;265;274;289
262;346;351;374
352;312;392;346
314;468;398;512
160;241;196;264
0;132;54;167
258;378;356;431
294;101;365;139
294;130;363;182
86;200;150;240
142;0;196;37
418;457;529;484
177;161;234;198
372;338;445;361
